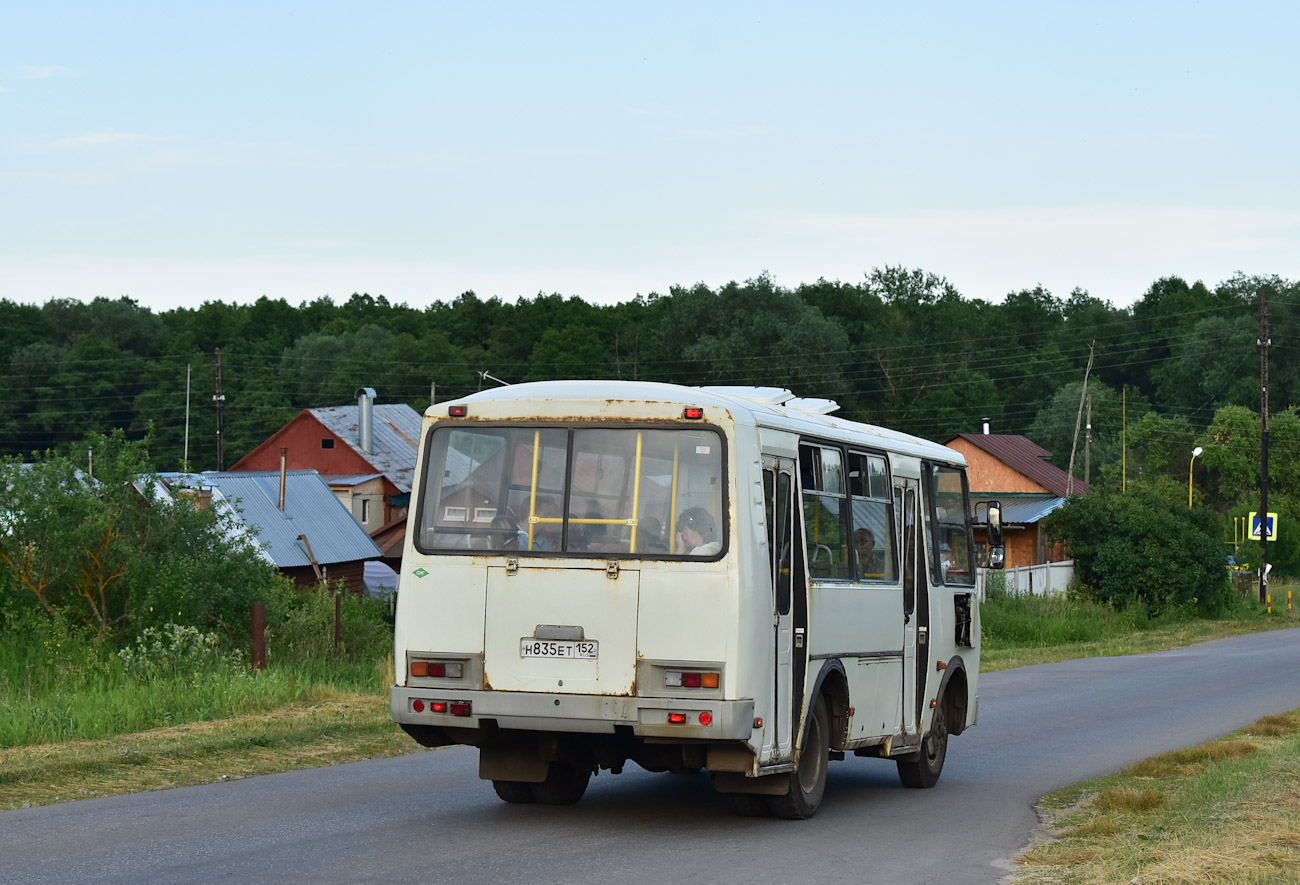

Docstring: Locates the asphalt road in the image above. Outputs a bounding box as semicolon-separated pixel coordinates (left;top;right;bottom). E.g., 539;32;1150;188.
5;627;1300;885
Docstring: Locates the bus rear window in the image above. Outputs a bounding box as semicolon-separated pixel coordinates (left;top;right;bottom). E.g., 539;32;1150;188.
416;425;726;558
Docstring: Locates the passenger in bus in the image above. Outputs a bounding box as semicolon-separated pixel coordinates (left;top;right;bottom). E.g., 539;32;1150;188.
571;510;609;552
675;507;721;556
530;498;562;550
854;527;883;577
636;516;668;553
489;516;526;550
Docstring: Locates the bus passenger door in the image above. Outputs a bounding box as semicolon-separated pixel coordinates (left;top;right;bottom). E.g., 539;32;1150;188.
896;480;920;736
763;456;796;760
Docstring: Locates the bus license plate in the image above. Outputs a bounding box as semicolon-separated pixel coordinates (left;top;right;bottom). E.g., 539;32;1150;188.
520;639;598;659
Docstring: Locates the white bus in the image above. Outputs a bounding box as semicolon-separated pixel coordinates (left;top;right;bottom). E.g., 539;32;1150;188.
390;381;1004;818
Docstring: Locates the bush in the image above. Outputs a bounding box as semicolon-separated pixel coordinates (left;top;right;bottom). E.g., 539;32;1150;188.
265;578;392;664
0;432;278;645
118;623;243;684
1046;485;1233;616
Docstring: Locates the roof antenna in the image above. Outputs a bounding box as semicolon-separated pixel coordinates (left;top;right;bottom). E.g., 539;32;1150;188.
478;371;510;388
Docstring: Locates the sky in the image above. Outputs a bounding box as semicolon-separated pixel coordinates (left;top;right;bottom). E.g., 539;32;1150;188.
3;1;1299;313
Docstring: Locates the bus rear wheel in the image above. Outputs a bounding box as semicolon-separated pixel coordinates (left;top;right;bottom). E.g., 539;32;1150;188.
532;761;591;805
897;700;948;789
491;780;537;803
768;695;829;820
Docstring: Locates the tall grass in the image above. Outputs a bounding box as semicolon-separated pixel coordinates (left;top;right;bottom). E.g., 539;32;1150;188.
982;593;1153;647
0;588;394;749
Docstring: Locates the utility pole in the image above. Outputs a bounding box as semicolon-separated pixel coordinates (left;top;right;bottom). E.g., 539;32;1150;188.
213;348;226;470
1084;394;1092;486
1067;341;1095;497
1260;292;1271;605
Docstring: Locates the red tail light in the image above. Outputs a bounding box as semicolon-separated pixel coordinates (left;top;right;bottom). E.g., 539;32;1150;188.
667;712;687;724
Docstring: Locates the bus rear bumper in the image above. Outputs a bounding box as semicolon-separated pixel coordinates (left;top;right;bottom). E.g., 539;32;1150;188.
390;685;755;741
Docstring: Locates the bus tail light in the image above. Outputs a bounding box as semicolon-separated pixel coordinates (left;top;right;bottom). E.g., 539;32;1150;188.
449;702;472;717
667;712;687;724
699;712;713;726
410;660;464;679
665;670;719;689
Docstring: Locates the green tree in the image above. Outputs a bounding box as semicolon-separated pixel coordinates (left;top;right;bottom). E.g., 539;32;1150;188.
1046;484;1232;615
0;432;277;643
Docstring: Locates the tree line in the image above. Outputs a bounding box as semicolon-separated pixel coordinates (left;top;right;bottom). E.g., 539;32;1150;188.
2;267;1297;507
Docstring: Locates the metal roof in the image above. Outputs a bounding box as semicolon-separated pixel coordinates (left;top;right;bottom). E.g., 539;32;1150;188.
969;493;1067;526
947;433;1089;497
158;470;382;568
309;403;422;493
319;473;385;488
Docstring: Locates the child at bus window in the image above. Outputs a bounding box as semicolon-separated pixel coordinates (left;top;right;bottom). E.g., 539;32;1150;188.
530;497;562;550
676;507;721;556
488;514;517;548
636;516;668;553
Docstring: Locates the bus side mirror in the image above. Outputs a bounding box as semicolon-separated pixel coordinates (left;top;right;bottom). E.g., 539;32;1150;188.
983;500;1005;570
985;500;1003;547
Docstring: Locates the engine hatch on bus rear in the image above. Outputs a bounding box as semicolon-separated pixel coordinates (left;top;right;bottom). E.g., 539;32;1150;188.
484;562;640;696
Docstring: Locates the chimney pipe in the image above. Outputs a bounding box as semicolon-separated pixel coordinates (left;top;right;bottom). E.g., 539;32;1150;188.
279;446;288;510
982;417;990;435
356;387;377;455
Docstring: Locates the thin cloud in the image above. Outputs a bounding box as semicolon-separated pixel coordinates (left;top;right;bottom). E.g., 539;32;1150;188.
21;65;65;80
53;130;145;148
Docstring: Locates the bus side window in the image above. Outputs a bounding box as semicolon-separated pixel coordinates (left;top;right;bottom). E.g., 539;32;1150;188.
800;444;848;580
849;453;897;581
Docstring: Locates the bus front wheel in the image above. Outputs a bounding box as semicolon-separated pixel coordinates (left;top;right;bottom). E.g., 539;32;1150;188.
768;695;829;820
897;699;948;789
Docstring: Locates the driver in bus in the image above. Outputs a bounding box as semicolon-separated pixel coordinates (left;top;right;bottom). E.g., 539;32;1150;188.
675;507;721;556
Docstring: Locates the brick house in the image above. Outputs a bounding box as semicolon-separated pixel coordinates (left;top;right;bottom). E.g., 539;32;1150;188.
229;388;421;534
945;432;1090;569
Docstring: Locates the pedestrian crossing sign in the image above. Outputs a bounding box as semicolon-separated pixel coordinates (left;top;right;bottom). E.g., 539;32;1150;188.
1249;511;1278;541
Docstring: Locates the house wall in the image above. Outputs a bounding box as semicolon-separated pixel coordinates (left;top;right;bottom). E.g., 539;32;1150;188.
283;561;369;597
232;413;401;524
974;526;1041;569
329;476;388;531
947;438;1050;494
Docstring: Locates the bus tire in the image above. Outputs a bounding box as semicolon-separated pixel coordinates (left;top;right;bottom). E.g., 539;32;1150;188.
767;695;829;820
491;780;537;804
531;761;591;805
897;699;948;789
723;793;771;817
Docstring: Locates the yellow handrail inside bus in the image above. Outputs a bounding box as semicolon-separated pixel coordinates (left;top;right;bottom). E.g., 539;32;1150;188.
527;429;541;549
630;431;643;552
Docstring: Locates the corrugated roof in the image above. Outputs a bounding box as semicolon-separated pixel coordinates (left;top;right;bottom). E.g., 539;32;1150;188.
309;403;422;493
947;433;1090;497
999;494;1068;525
159;470;382;568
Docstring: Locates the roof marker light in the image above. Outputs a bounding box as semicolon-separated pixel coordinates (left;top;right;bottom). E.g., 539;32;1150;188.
448;405;468;417
683;407;704;420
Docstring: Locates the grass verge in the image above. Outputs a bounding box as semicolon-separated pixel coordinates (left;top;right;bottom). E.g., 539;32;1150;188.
981;591;1300;672
1013;711;1300;884
0;690;424;811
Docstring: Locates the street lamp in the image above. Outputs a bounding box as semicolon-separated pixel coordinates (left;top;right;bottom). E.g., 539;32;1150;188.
1189;446;1203;507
